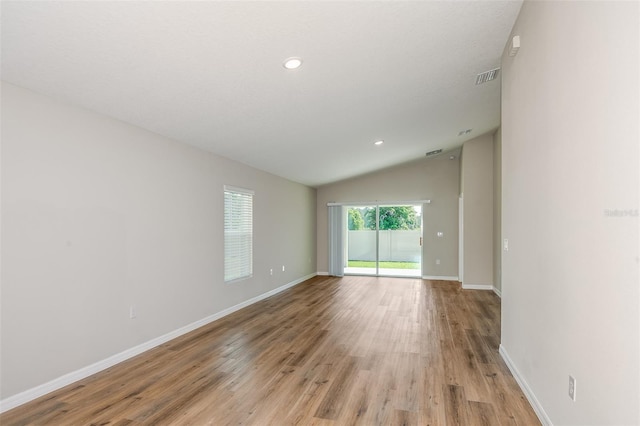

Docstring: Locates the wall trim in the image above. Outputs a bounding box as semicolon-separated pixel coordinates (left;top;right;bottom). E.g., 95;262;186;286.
0;273;316;414
422;275;459;281
493;286;502;298
499;345;552;426
461;283;493;290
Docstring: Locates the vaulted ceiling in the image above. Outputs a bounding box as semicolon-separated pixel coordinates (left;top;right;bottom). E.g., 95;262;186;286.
1;1;522;187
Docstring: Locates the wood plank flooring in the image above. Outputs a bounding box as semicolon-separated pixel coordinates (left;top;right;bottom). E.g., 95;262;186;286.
1;276;540;425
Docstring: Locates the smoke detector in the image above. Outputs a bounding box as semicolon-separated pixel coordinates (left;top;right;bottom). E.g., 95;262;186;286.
426;149;443;157
475;68;500;85
509;36;521;57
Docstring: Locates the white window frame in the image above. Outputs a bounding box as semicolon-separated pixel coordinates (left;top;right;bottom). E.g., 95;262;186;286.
224;185;254;283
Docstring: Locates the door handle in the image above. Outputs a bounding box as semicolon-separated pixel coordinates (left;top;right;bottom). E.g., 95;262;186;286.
420;237;423;246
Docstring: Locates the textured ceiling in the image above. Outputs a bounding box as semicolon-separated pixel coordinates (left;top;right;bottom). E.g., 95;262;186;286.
1;1;522;187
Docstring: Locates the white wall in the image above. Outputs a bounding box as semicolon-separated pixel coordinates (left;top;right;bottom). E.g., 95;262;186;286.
501;2;639;425
460;134;494;288
0;82;317;400
317;153;460;278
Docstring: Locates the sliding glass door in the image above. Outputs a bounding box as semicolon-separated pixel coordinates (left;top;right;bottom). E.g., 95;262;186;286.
344;204;422;277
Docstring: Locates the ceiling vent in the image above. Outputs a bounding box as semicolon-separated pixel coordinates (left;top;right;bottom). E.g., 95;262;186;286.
426;149;443;157
475;68;500;85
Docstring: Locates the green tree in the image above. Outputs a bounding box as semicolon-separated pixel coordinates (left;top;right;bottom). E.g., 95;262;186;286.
348;208;364;230
364;206;420;230
363;207;376;230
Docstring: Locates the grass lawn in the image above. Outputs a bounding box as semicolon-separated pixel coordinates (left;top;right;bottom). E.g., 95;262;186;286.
347;260;420;269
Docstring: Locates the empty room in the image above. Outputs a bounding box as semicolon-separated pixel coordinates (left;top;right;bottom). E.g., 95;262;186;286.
1;1;638;425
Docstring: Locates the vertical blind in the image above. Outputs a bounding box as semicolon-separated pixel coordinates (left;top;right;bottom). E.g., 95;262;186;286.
224;185;254;282
328;205;344;277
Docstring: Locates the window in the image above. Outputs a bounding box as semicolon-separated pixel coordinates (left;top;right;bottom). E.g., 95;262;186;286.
224;185;253;282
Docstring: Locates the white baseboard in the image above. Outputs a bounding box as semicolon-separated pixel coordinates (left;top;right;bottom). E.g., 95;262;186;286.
422;275;459;281
493;286;502;297
0;273;316;414
499;345;552;426
462;283;493;290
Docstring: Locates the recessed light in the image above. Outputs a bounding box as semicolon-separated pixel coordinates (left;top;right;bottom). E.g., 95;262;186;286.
374;140;384;146
283;57;302;69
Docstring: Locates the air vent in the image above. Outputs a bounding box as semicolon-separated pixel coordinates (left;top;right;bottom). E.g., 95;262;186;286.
426;149;443;157
475;68;500;85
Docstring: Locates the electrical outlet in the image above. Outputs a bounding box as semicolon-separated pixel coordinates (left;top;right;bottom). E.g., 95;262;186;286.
282;265;285;272
503;238;509;251
129;305;137;319
568;376;576;401
270;268;273;276
436;259;441;265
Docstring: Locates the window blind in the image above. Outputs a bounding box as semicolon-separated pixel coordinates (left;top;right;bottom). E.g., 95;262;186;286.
224;185;254;282
328;205;344;277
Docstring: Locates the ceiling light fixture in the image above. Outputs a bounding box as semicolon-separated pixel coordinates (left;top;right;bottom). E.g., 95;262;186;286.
283;57;302;69
374;140;384;146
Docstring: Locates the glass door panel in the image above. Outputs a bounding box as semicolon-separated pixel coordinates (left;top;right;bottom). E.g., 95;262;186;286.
344;206;377;275
377;204;422;277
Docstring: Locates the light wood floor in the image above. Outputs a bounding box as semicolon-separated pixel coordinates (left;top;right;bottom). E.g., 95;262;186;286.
1;276;540;425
